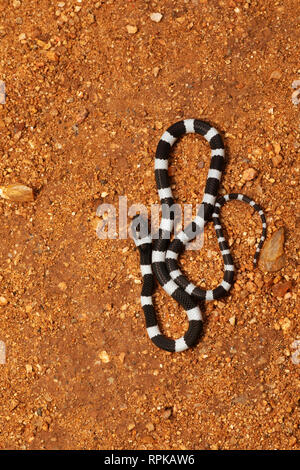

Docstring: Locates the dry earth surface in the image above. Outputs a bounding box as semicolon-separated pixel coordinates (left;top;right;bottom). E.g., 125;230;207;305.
0;0;299;450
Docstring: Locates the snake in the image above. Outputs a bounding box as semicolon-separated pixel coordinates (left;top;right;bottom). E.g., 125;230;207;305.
132;119;267;352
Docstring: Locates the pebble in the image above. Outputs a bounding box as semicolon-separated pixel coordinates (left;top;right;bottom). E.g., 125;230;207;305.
162;408;172;419
229;315;236;326
45;50;59;62
176;16;185;24
242;168;257;181
150;13;163;23
0;296;8;306
259;227;286;272
119;352;125;364
146;422;155;432
75;108;89;124
126;25;138;35
0;184;34;202
272;281;292;297
87;13;95;25
291;341;300;365
99;350;110;363
273;143;281;154
291;80;300;106
270;70;281;80
280;318;291;332
58;281;67;291
153;66;160;77
272;154;282;167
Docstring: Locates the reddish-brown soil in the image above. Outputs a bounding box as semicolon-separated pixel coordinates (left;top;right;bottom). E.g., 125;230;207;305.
0;0;299;450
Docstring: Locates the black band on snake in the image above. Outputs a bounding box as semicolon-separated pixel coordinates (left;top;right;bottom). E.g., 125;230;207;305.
131;119;267;352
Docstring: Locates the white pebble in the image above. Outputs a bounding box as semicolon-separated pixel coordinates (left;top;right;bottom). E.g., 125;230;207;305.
150;12;163;23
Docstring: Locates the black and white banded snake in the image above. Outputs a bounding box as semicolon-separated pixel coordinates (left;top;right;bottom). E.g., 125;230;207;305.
131;119;267;352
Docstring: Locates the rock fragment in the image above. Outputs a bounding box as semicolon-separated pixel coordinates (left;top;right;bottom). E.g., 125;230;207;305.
99;350;110;363
0;296;8;306
272;281;292;297
270;70;281;80
0;184;34;202
150;13;163;23
162;407;172;419
75;108;89;124
242;168;257;181
259;228;285;272
126;25;138;35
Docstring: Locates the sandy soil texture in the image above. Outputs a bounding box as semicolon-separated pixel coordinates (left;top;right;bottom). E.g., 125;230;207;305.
0;0;299;450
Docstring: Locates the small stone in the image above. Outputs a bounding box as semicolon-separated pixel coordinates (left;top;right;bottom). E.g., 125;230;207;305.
0;184;34;202
176;16;185;24
119;352;125;364
242;168;257;181
58;282;67;291
273;143;281;154
155;121;163;130
291;81;300;105
280;318;291;332
76;108;89;124
87;13;95;24
270;70;281;80
45;50;59;62
99;350;110;363
25;364;33;374
246;281;256;293
44;392;52;402
18;33;26;40
229;315;236;326
153;66;160;77
14;130;22;141
0;296;8;306
9;399;19;411
146;422;155;432
162;407;172;419
13;0;21;8
291;341;300;365
141;435;155;445
150;13;163;23
101;191;108;198
126;25;138;35
272;154;283;167
259;228;286;272
272;281;292;297
128;423;135;431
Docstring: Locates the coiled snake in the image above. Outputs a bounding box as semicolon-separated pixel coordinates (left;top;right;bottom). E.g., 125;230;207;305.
132;119;266;352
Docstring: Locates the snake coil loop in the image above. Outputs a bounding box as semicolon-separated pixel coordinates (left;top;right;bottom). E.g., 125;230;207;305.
132;119;267;352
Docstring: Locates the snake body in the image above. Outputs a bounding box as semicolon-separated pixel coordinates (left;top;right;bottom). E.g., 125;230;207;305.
132;119;266;352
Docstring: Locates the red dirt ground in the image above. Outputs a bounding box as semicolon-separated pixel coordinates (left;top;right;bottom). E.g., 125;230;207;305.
0;0;299;450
